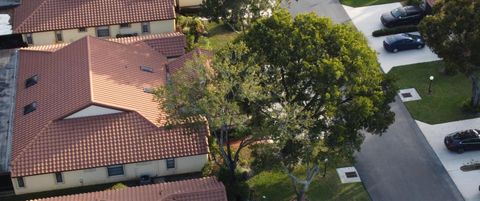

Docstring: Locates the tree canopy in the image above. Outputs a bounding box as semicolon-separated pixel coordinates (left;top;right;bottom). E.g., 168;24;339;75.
243;10;396;201
419;0;480;107
201;0;275;31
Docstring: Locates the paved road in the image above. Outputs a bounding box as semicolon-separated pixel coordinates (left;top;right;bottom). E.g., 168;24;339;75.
355;97;464;201
281;0;351;24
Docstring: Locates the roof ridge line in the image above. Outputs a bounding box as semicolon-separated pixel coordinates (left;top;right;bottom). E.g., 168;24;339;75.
11;120;54;166
14;0;51;33
86;36;94;102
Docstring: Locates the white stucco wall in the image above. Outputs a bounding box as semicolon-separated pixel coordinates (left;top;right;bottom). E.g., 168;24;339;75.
179;0;203;7
12;154;208;194
24;20;175;46
64;105;123;119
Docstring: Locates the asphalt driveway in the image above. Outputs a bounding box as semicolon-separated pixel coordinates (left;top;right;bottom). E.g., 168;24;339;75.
355;97;464;201
418;119;480;201
343;3;440;73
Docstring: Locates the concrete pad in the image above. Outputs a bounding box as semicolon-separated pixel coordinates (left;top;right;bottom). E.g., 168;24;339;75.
343;3;441;73
336;166;361;183
399;88;421;102
417;119;480;201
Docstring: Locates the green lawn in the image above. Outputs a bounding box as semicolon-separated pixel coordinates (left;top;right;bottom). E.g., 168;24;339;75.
340;0;401;7
389;61;476;124
247;168;370;201
206;22;239;50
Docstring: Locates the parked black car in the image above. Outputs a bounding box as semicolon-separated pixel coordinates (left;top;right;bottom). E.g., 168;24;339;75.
444;129;480;153
383;33;425;53
381;6;425;27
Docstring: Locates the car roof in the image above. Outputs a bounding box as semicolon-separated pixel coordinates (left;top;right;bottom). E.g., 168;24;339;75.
386;34;412;43
404;6;423;14
454;129;480;140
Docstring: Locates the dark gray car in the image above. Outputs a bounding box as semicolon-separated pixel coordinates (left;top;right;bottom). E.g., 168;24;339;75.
381;6;425;27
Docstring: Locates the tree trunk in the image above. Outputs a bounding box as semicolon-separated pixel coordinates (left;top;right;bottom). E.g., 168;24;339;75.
287;165;319;201
471;75;480;108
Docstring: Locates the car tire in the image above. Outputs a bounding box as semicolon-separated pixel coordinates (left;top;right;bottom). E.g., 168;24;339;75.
393;48;399;53
457;148;464;154
417;45;424;49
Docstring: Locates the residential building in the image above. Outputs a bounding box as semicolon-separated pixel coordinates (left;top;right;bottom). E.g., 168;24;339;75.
12;0;176;46
29;177;227;201
10;36;209;195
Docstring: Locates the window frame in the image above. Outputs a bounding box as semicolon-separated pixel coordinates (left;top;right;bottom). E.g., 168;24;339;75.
119;23;131;28
78;27;87;32
140;66;154;73
17;177;25;188
107;165;125;177
141;22;150;34
96;26;110;37
55;172;64;183
25;75;38;88
55;31;63;42
166;158;175;169
23;102;37;115
26;33;33;45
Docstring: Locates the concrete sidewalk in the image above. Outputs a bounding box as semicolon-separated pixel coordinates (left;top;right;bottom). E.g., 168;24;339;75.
418;119;480;201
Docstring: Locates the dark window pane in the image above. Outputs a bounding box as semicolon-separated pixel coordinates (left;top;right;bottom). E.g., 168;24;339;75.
120;23;130;28
78;27;87;32
107;165;124;176
17;177;25;188
142;23;150;33
24;102;37;115
26;34;33;45
97;27;110;37
25;75;38;88
55;172;63;183
55;31;63;42
140;66;154;73
166;159;175;169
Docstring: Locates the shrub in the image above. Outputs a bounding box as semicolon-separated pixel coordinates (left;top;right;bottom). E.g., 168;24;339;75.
406;0;423;6
109;183;127;190
372;25;418;37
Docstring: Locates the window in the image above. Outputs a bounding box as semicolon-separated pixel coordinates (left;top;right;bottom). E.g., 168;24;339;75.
23;102;37;115
26;34;33;45
78;27;87;32
119;23;130;28
17;177;25;188
140;66;154;73
96;26;110;37
143;87;154;94
55;172;63;183
107;165;124;176
55;31;63;42
25;75;38;88
141;22;150;33
166;158;175;169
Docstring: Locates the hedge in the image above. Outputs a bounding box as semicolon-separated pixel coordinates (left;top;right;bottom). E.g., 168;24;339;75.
372;25;419;37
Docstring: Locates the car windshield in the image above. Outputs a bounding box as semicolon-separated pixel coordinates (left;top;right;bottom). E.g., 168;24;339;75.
453;130;479;139
391;8;406;18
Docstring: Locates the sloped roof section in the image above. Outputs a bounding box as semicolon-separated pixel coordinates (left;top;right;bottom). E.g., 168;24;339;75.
11;112;209;177
29;177;227;201
13;0;175;33
11;36;209;177
110;32;186;58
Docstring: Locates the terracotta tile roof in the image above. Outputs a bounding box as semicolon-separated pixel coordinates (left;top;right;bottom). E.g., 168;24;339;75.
22;33;186;58
13;0;175;34
29;177;227;201
167;49;212;74
110;32;187;58
12;36;208;177
11;112;209;177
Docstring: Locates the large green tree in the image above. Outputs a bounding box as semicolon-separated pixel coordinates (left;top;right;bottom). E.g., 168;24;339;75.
243;10;396;201
419;0;480;107
201;0;275;31
155;44;264;182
